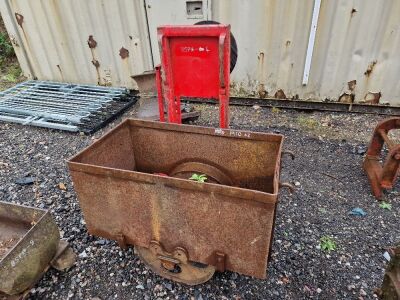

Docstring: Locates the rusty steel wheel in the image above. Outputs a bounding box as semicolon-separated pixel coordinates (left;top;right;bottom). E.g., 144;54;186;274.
136;241;215;285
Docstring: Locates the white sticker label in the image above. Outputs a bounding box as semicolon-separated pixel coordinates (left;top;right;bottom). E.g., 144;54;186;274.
214;128;225;135
214;128;251;138
229;130;251;138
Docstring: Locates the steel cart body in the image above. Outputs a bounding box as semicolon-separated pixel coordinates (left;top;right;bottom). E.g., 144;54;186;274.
68;120;284;283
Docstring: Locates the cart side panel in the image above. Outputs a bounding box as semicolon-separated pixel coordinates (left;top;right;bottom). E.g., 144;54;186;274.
0;204;59;295
70;170;276;278
72;123;136;171
129;125;281;193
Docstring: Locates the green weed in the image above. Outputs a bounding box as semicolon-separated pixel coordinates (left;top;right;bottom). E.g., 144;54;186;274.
297;116;319;129
379;201;392;210
0;32;14;58
2;64;21;82
320;236;336;252
189;173;207;183
271;107;281;113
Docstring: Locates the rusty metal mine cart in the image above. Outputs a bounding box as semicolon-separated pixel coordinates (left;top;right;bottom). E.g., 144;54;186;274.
68;119;285;284
0;201;75;298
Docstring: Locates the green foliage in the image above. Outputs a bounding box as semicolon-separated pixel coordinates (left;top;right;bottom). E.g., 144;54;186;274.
189;173;207;183
2;64;21;82
0;32;14;58
379;201;392;210
271;107;281;113
320;236;336;252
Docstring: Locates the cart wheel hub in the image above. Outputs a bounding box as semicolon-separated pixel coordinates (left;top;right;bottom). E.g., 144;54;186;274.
136;240;215;285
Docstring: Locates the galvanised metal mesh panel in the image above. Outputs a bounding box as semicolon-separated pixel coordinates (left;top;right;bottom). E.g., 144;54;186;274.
0;81;137;133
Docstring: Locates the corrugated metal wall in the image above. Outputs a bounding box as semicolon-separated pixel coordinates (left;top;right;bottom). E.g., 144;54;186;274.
0;0;153;89
211;0;314;98
212;0;400;105
2;0;400;104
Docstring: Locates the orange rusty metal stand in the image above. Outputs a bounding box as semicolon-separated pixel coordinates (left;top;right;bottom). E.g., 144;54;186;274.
363;117;400;200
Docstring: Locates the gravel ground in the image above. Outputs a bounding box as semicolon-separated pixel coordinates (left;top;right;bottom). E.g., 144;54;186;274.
0;102;399;300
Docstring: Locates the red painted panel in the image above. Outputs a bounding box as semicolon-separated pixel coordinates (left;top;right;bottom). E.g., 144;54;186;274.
170;37;220;98
157;25;230;128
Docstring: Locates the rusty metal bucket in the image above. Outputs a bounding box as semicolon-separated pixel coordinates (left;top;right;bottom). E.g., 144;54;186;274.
0;202;75;297
68;119;284;284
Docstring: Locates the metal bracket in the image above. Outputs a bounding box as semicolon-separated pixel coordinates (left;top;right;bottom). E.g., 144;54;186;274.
116;233;127;249
364;117;400;199
213;251;226;272
136;240;215;285
50;240;76;271
279;182;295;194
282;150;295;160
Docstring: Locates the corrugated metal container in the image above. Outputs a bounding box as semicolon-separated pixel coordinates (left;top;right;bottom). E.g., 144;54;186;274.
0;0;153;89
1;0;400;105
212;0;400;105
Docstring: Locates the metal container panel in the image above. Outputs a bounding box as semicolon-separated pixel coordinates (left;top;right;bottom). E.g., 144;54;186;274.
68;119;283;278
2;0;400;104
212;0;400;104
0;0;153;89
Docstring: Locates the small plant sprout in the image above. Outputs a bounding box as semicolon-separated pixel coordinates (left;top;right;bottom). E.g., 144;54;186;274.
189;173;207;183
379;201;392;210
271;107;281;113
320;236;336;252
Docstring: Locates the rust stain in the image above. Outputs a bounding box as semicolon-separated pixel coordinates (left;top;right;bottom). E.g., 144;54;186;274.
92;60;100;68
56;64;64;81
87;35;102;85
364;91;381;104
91;60;102;85
87;35;97;49
150;193;161;241
364;61;377;77
257;85;267;98
119;47;129;59
274;89;287;99
257;52;266;98
14;13;24;28
338;93;354;103
348;80;356;91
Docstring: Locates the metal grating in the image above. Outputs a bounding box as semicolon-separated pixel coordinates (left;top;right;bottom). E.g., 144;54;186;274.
0;81;137;133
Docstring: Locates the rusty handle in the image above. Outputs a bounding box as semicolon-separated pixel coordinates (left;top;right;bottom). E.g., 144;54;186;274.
279;182;295;194
281;150;295;160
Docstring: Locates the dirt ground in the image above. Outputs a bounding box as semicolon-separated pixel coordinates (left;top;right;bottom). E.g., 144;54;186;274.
0;98;399;299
